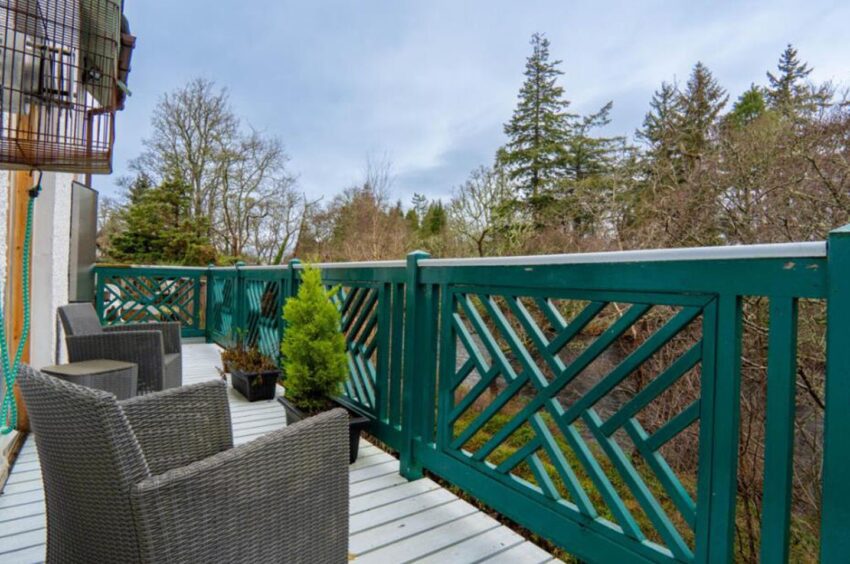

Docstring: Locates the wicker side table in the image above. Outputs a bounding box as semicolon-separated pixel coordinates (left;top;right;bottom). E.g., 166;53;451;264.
41;359;138;400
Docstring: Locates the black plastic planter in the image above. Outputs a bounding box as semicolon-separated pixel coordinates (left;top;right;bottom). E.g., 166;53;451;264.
277;396;370;463
231;369;279;402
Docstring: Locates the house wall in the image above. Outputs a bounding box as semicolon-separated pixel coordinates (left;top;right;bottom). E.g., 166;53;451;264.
0;171;76;395
30;173;74;367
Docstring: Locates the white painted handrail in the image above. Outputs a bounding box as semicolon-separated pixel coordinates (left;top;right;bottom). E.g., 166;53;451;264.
296;260;407;269
418;241;827;268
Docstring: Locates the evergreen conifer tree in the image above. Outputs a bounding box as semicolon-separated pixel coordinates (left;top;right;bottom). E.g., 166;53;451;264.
766;44;828;117
727;84;766;127
280;266;348;413
497;33;574;208
678;62;728;160
110;177;213;265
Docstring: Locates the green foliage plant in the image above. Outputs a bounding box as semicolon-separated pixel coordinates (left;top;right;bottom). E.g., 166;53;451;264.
281;265;348;413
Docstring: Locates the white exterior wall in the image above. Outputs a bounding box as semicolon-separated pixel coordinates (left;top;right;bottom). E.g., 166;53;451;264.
0;172;13;473
0;171;76;368
30;173;75;367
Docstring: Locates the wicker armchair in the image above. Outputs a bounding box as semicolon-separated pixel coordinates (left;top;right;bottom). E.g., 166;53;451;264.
58;302;182;393
19;366;350;564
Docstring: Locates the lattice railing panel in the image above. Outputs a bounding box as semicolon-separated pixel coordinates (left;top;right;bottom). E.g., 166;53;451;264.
329;284;382;416
244;278;283;360
97;270;204;337
440;289;712;562
208;274;236;346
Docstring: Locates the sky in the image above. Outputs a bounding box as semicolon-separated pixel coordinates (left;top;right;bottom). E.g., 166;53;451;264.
101;0;850;205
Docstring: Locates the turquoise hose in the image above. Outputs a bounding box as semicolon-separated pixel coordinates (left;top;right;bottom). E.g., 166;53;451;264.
1;179;40;435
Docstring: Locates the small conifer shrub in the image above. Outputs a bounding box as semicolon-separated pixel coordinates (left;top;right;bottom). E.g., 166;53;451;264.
280;265;348;413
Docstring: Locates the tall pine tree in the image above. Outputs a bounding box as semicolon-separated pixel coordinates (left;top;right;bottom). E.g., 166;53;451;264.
497;33;574;207
766;44;827;117
678;62;728;161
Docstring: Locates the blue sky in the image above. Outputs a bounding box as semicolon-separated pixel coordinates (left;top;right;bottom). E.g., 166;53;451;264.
101;0;850;204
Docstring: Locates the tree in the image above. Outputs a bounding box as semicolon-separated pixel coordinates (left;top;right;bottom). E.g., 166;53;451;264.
637;81;681;153
216;130;296;258
678;62;728;161
497;33;574;207
280;266;348;413
563;101;621;181
127;78;300;262
130;78;238;221
727;84;766;128
297;183;412;262
109;177;214;265
420;201;447;237
449;166;517;256
766;44;828;117
250;190;319;265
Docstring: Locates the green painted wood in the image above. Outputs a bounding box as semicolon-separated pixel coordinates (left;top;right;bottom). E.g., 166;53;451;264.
114;239;840;563
625;419;697;529
399;251;429;479
694;299;718;563
821;225;850;563
644;400;700;452
760;298;798;564
419;257;826;298
416;444;661;563
705;294;742;563
560;306;702;425
584;408;693;561
389;282;405;429
94;266;206;337
601;342;702;436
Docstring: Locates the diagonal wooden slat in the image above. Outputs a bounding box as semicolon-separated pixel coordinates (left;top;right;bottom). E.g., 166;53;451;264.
561;306;702;425
645;400;701;453
625;418;697;529
584;408;693;561
601;342;702;436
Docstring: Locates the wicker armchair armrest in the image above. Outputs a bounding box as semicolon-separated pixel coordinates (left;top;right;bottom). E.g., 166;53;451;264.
105;321;182;354
131;409;349;564
120;380;233;474
65;331;165;391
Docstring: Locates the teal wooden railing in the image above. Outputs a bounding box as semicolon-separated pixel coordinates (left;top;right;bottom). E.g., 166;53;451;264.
94;265;207;337
92;226;850;563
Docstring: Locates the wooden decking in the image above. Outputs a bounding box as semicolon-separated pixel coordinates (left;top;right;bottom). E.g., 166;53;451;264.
0;343;557;563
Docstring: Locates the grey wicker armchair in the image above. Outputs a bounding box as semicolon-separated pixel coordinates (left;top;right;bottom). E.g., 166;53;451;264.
19;366;350;564
58;302;182;393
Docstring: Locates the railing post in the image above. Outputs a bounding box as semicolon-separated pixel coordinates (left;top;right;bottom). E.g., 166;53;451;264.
286;258;301;300
282;259;300;348
400;250;430;480
204;264;214;343
822;225;850;562
234;261;246;345
93;266;104;317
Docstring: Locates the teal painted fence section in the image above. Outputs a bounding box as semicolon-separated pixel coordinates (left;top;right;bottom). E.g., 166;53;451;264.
94;266;207;337
92;230;848;563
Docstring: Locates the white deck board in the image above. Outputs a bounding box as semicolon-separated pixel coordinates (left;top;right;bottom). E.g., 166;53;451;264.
0;342;559;563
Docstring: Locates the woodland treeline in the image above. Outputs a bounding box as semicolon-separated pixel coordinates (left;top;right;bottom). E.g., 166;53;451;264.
98;35;846;561
99;36;849;266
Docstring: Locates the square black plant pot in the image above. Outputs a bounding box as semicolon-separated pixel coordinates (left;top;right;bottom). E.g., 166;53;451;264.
231;369;279;402
277;396;370;464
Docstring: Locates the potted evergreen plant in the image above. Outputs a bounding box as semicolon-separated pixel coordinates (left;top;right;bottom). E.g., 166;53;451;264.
278;265;368;463
220;341;279;402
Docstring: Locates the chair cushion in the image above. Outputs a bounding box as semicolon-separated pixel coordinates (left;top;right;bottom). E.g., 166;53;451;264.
58;303;104;336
